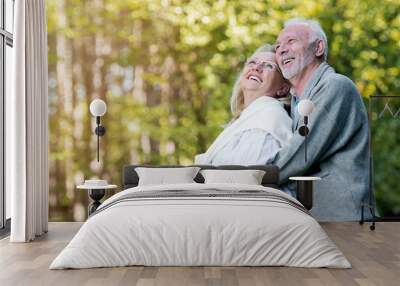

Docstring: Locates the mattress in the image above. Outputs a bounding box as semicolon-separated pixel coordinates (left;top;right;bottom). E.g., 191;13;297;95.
50;183;350;269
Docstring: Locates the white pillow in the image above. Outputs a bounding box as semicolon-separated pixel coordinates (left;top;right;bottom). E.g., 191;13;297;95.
200;169;266;185
135;167;200;186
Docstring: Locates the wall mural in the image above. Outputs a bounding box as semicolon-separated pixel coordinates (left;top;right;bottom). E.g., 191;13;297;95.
46;0;400;221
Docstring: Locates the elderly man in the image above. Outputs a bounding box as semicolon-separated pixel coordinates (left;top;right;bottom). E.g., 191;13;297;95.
273;18;372;221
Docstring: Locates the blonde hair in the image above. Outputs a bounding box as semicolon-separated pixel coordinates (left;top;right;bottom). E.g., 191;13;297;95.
230;44;276;119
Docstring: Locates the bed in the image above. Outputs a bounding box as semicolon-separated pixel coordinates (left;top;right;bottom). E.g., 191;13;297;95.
50;165;350;269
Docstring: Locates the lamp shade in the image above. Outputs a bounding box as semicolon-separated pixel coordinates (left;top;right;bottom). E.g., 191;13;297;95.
89;99;107;117
298;99;315;116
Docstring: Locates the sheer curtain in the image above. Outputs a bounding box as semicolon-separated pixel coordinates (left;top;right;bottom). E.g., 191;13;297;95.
7;0;49;242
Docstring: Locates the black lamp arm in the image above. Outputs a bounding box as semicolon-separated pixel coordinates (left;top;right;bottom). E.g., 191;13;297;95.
95;116;106;136
298;116;309;162
94;116;106;162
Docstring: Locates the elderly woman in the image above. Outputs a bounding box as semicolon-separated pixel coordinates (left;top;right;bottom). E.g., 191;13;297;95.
195;44;293;165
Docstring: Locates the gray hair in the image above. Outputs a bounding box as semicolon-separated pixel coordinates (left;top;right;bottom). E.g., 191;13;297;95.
284;18;328;61
230;44;275;119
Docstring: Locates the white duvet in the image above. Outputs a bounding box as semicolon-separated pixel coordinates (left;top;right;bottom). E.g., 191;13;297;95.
50;183;351;269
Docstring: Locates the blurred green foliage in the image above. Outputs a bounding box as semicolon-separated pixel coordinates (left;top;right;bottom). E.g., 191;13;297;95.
46;0;400;221
370;98;400;217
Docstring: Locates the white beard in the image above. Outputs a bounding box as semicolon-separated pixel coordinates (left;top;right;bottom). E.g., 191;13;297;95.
282;50;315;80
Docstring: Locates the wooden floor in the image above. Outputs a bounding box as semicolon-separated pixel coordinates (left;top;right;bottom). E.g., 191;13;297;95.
0;222;399;286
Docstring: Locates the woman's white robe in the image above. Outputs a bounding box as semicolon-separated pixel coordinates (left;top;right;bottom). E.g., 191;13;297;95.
195;96;293;165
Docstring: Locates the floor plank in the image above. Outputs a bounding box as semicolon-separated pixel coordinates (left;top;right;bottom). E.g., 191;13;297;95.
0;222;399;286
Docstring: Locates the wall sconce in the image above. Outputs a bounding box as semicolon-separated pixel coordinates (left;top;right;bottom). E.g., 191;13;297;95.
89;99;107;162
298;99;315;162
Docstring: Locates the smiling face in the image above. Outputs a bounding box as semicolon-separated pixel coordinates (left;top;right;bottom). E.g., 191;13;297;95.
275;24;317;80
240;51;287;97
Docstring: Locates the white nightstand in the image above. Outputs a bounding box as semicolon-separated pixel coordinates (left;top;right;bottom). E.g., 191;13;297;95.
77;184;118;216
289;177;321;210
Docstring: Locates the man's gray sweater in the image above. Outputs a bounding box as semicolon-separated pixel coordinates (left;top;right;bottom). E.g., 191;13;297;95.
275;62;372;221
